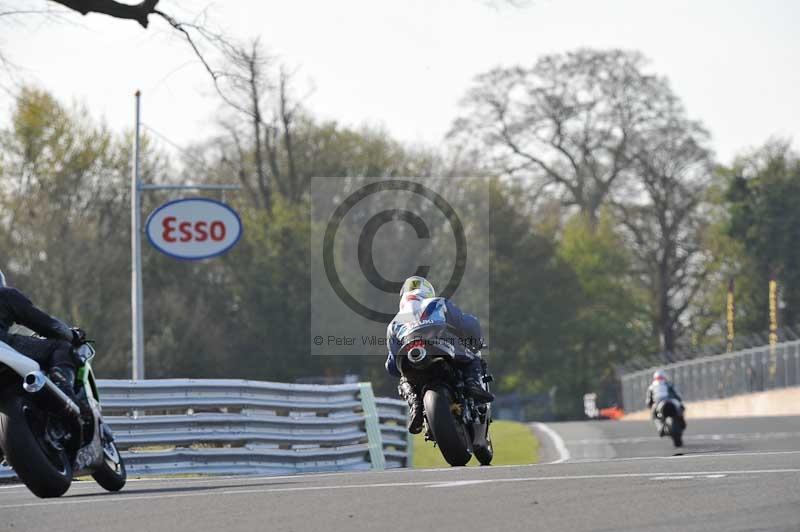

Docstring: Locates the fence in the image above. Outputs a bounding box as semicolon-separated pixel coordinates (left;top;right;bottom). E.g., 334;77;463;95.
0;379;410;480
620;340;800;411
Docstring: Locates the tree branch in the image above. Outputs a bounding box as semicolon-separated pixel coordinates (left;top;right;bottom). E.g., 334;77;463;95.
49;0;159;28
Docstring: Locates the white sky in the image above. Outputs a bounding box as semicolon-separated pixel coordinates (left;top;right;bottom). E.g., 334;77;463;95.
1;0;798;164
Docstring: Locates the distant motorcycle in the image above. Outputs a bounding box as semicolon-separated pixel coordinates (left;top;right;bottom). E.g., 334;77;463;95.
0;336;126;498
397;336;493;466
653;399;686;448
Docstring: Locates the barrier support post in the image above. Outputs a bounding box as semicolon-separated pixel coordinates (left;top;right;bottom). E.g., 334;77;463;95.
359;382;386;471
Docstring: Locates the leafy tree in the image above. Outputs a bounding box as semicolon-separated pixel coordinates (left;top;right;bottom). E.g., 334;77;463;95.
0;87;135;375
558;212;652;398
726;140;800;331
486;180;587;415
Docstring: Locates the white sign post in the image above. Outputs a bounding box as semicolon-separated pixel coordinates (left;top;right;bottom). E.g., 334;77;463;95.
130;91;241;380
131;91;145;381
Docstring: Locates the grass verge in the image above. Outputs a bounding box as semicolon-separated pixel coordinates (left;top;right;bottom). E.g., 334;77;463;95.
412;420;538;468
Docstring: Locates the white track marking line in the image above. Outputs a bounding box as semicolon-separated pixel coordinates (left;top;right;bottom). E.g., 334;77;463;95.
565;431;800;446
2;448;798;492
3;468;797;510
650;474;727;480
426;480;487;488
531;422;571;463
559;449;800;465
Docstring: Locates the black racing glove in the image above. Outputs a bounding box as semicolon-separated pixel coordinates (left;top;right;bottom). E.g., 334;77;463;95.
71;327;87;346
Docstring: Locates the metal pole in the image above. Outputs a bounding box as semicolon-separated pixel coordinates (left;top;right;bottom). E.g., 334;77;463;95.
131;90;145;380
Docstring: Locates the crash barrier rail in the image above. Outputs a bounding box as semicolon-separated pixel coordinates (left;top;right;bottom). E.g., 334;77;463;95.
0;379;410;479
620;340;800;411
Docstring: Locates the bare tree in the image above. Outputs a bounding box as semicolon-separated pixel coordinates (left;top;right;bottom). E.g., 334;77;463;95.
450;49;670;224
211;39;309;209
617;94;715;355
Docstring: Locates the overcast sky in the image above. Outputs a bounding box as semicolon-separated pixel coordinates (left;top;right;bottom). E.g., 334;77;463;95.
1;0;798;164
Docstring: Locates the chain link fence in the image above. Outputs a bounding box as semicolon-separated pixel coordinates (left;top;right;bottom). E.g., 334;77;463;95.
620;340;800;411
618;325;800;373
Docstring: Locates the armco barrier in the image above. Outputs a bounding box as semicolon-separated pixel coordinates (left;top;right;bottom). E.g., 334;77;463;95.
0;379;409;480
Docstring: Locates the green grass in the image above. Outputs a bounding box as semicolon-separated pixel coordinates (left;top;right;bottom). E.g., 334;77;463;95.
412;420;539;468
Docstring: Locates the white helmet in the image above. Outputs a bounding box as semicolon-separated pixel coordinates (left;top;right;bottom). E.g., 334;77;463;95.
652;370;667;382
0;269;6;288
399;276;435;304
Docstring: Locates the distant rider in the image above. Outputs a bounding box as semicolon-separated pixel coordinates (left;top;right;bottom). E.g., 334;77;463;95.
646;370;686;434
0;269;85;400
385;276;493;434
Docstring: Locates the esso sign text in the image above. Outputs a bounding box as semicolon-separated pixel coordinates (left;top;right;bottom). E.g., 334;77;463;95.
146;198;242;260
162;218;227;243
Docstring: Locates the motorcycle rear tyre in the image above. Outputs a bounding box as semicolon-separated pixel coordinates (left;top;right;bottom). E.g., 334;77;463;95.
424;386;472;466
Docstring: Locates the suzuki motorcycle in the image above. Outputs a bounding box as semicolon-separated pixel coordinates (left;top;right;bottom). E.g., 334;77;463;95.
398;336;493;467
0;337;126;498
653;399;685;448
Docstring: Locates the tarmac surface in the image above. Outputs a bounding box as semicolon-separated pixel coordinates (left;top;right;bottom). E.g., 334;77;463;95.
1;416;798;531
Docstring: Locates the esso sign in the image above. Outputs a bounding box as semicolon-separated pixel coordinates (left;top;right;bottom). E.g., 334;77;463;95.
146;198;242;260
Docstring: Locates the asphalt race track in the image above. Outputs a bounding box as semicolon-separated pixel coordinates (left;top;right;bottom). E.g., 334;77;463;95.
1;417;799;532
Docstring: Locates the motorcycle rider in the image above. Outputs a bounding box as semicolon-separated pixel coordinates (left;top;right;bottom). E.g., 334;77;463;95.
646;370;686;435
385;276;493;434
0;269;85;400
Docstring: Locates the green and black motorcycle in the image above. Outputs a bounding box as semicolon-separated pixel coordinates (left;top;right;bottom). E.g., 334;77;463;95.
0;336;126;498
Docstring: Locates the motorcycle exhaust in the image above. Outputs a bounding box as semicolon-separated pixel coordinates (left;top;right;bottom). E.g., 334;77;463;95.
408;346;428;364
22;371;81;420
22;370;46;393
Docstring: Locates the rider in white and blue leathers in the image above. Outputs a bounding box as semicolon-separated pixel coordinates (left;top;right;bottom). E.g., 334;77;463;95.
646;370;687;435
385;276;493;434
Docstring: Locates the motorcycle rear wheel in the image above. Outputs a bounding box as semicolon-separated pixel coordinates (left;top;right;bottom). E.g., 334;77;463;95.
0;396;72;498
424;386;472;466
669;419;683;447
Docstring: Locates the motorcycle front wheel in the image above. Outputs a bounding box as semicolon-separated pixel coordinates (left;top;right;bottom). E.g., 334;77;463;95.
474;440;493;465
668;417;683;447
92;437;127;492
473;424;493;466
0;396;72;498
424;385;471;466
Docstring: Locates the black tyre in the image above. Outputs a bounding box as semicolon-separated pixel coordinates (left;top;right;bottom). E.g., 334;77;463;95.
474;438;493;466
671;424;683;448
91;437;126;492
473;405;493;466
423;386;471;466
665;416;682;447
0;396;72;498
